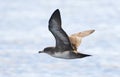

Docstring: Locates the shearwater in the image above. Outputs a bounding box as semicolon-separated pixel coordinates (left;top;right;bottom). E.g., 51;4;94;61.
39;9;95;59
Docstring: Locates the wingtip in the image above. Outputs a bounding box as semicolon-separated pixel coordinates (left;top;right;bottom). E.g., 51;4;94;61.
91;29;95;33
49;9;61;25
53;9;60;15
55;9;60;12
49;9;60;19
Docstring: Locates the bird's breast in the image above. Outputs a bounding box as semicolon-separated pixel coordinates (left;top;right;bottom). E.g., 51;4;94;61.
52;51;70;59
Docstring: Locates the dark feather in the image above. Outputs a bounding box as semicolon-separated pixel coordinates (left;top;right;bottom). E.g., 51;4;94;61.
49;9;73;51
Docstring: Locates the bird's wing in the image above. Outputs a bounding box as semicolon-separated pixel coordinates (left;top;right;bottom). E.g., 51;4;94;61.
49;9;73;51
70;30;95;37
69;30;95;50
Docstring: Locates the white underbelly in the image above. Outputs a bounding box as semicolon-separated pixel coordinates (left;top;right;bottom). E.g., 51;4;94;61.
52;51;70;59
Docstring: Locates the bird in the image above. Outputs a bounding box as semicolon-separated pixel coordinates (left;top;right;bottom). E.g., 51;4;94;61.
39;9;95;59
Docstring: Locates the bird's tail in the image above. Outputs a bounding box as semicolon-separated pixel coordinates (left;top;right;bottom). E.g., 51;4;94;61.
77;52;91;58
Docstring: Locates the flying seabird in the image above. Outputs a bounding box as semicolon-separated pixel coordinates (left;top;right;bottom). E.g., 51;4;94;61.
39;9;95;59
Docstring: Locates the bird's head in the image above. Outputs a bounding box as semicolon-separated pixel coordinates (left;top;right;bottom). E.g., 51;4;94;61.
39;47;54;54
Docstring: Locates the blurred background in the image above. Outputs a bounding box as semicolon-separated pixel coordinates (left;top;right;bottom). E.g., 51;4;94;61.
0;0;120;77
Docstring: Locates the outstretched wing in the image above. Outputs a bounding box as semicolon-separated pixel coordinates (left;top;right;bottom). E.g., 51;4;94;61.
49;9;73;51
69;30;95;51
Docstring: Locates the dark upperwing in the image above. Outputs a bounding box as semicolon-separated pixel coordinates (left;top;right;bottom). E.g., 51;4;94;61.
48;9;73;51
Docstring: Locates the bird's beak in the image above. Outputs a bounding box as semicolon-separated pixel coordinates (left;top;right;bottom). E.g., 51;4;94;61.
38;51;43;53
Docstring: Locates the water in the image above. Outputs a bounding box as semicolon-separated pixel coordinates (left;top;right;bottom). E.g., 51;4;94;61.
0;0;120;77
